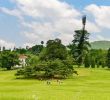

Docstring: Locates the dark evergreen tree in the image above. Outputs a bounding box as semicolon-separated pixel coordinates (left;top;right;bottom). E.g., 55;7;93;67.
107;48;110;68
0;46;1;51
72;16;91;66
91;57;95;68
84;54;90;68
96;61;100;68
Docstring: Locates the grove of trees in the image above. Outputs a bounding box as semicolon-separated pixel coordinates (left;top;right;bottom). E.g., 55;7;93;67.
0;16;110;80
15;39;74;79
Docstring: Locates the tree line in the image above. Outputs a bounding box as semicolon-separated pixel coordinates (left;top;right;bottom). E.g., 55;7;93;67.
0;16;110;79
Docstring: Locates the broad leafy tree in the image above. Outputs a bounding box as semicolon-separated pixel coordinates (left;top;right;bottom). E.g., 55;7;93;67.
1;51;19;70
15;48;27;54
30;45;43;55
40;38;67;60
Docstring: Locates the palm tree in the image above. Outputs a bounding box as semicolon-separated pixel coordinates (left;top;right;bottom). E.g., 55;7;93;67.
41;41;44;45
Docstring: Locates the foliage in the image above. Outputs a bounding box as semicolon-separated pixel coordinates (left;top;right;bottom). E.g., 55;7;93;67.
71;30;91;66
84;54;90;68
1;50;19;70
29;45;43;55
26;55;39;66
44;59;74;78
15;48;27;54
16;58;74;79
40;38;67;61
0;52;2;67
41;41;44;45
90;49;107;68
107;48;110;68
39;48;47;61
91;57;95;68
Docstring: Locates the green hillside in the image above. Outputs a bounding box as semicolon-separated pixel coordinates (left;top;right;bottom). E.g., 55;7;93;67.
91;41;110;50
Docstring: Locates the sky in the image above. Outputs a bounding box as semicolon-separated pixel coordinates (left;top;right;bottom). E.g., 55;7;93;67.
0;0;110;49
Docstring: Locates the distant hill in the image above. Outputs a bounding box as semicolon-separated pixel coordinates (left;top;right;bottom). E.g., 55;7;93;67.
91;41;110;50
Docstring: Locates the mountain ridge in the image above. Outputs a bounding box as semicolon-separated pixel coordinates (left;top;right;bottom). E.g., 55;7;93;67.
91;40;110;50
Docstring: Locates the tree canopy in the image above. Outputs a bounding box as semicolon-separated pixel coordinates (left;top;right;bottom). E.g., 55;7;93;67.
1;50;19;70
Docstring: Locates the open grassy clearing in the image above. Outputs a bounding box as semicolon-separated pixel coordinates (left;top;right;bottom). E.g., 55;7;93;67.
0;68;110;100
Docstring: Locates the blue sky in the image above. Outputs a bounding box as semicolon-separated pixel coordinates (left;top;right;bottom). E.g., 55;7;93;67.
0;0;110;48
63;0;110;7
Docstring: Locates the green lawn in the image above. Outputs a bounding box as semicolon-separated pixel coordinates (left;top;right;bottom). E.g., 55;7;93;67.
0;68;110;100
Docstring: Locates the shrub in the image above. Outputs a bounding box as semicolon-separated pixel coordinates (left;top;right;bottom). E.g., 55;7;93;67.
16;59;74;79
44;59;74;78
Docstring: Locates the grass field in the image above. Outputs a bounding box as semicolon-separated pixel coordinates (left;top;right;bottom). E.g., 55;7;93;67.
0;68;110;100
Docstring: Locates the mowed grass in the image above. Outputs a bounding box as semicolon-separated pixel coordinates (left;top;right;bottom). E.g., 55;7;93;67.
0;68;110;100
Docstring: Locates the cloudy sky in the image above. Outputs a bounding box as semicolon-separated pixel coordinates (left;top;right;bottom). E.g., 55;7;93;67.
0;0;110;48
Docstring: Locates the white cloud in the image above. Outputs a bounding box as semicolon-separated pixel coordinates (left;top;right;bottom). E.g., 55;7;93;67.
96;35;110;41
23;32;39;40
86;21;100;33
15;0;83;44
0;7;23;20
96;35;105;40
90;34;110;42
58;33;73;45
14;0;81;18
0;39;15;49
85;4;110;29
23;42;35;48
0;1;101;45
